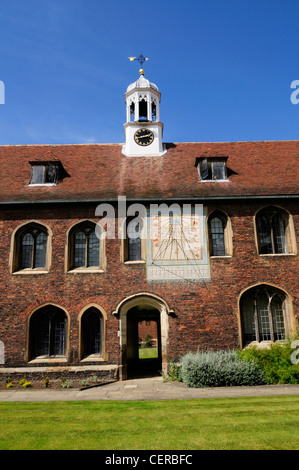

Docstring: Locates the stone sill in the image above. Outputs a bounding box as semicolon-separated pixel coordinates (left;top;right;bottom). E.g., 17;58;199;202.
67;268;105;274
124;260;146;265
12;270;49;275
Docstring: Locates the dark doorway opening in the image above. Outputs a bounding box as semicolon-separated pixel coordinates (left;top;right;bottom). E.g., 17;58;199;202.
127;306;162;378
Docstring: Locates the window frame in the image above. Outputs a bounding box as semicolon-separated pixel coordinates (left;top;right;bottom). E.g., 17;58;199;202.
121;216;146;265
79;304;107;362
29;162;60;186
28;304;69;362
208;210;233;258
10;221;52;274
73;226;99;269
240;285;292;347
20;228;47;269
66;220;106;273
197;157;228;181
255;206;297;256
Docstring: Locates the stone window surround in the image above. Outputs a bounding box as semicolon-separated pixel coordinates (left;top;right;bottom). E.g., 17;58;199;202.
26;302;108;364
9;220;53;275
65;219;106;274
254;205;297;256
237;283;296;349
207;209;233;258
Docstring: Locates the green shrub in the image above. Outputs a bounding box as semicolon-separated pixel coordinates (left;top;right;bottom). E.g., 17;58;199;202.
144;335;153;348
239;342;299;384
89;375;98;383
162;361;182;382
80;379;89;387
181;350;267;388
61;380;73;389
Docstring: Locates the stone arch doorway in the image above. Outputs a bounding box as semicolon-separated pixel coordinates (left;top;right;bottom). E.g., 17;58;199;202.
113;293;172;380
127;306;161;378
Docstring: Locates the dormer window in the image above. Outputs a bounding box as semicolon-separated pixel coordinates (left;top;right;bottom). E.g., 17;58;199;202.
197;157;228;181
30;162;59;185
28;161;69;186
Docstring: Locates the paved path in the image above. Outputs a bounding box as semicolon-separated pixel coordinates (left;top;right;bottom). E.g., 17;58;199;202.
1;376;299;401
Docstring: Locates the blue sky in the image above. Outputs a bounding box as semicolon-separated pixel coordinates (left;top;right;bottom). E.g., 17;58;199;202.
0;0;298;145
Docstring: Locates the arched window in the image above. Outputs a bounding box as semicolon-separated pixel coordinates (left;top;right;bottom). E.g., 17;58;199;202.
81;307;104;359
138;98;148;122
127;218;142;261
29;306;67;359
208;211;232;257
12;222;50;272
240;285;289;346
20;228;47;268
69;222;100;270
256;207;291;254
123;217;143;262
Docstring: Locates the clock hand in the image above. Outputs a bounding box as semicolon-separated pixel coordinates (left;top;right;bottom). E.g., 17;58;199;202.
140;133;152;138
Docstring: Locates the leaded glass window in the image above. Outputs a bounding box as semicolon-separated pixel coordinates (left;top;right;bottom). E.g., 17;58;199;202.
72;224;100;268
256;208;287;254
241;286;286;345
209;216;225;256
20;228;47;269
127;220;141;261
30;307;67;358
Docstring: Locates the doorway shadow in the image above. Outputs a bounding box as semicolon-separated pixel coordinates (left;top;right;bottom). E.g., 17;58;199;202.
126;306;162;379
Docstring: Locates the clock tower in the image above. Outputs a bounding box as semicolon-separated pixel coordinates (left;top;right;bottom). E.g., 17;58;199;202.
122;67;166;157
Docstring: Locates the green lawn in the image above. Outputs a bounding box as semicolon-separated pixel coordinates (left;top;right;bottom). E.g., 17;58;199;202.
138;347;158;359
1;396;299;450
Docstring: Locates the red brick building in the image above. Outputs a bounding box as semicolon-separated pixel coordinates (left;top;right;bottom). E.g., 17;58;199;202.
0;70;298;381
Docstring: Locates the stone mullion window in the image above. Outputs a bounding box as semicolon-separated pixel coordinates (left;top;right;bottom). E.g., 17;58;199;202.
241;286;288;346
30;307;67;360
20;228;47;269
256;207;289;255
72;225;100;269
253;299;260;343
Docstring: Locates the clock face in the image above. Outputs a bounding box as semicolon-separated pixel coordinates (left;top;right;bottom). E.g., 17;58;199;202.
134;128;154;146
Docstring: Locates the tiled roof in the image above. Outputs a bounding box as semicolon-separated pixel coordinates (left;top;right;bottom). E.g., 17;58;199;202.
0;140;298;203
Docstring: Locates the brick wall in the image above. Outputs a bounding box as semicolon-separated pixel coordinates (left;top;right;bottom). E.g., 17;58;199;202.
0;198;298;370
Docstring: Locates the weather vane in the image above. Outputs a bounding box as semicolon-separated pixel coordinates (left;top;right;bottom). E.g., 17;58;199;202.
128;54;149;68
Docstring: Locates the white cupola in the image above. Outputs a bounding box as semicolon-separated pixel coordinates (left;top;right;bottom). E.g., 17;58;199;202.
122;68;166;157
